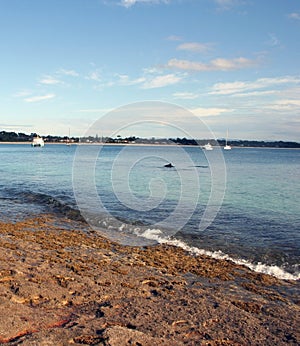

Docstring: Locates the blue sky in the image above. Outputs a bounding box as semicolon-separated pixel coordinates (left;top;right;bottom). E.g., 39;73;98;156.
0;0;300;140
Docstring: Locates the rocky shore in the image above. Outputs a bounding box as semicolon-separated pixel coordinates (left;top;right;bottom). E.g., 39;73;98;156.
0;215;299;345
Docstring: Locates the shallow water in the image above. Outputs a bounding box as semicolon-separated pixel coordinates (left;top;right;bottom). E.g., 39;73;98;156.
0;143;299;279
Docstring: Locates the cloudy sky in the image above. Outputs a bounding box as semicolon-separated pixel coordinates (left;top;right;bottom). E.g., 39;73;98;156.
1;0;300;140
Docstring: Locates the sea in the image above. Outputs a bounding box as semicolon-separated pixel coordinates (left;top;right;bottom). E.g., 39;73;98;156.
0;143;299;281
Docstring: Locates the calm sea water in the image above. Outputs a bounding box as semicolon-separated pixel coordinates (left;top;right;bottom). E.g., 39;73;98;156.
0;143;299;280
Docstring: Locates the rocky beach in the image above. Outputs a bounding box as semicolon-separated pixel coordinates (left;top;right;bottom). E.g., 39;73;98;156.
0;214;299;345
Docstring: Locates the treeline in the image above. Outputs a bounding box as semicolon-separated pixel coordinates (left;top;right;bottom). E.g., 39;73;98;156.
216;139;300;148
168;138;300;148
0;131;79;143
0;131;299;148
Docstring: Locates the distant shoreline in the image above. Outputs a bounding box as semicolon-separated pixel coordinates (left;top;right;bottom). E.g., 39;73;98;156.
1;130;299;148
0;141;300;149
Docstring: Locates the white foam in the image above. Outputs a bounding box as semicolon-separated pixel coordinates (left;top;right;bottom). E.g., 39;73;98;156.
119;223;125;231
138;228;162;239
139;229;300;281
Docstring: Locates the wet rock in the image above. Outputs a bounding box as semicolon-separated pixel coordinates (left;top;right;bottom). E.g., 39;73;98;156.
103;326;175;345
0;215;298;345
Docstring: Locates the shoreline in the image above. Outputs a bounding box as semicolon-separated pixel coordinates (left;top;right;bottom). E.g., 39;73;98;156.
0;141;300;149
0;214;299;345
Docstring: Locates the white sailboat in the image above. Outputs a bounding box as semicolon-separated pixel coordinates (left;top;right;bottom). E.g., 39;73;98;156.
66;128;71;146
224;130;231;150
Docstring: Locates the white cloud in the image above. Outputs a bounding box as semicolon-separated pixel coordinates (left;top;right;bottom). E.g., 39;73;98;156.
118;0;240;9
280;86;300;99
13;90;32;98
39;75;62;85
116;74;146;86
232;90;279;98
166;35;183;42
58;69;79;77
142;73;182;88
214;0;241;10
76;108;112;113
289;12;300;20
86;70;101;82
212;57;256;70
24;94;56;103
210;81;249;95
121;0;137;7
173;92;199;99
209;76;300;95
267;33;280;47
120;0;170;8
191;107;232;117
167;59;206;71
167;57;256;71
266;99;300;111
177;42;213;53
142;67;161;75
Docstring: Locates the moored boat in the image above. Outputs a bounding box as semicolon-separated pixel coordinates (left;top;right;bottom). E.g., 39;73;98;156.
31;136;45;147
203;143;213;150
224;130;231;150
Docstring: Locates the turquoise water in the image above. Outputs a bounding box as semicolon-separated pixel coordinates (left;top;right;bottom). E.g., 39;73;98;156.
0;144;299;279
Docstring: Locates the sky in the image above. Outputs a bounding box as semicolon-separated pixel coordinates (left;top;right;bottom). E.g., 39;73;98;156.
0;0;300;141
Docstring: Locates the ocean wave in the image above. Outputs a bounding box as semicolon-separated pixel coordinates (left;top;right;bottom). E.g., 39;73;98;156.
4;189;85;222
137;228;300;281
1;187;299;281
